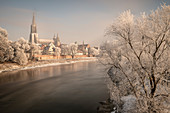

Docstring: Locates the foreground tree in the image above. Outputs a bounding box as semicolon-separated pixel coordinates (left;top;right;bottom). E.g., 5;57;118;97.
100;4;170;113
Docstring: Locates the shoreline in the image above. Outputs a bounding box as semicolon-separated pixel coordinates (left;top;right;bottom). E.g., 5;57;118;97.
0;57;97;74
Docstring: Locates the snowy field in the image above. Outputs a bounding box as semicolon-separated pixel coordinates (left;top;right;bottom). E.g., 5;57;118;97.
0;57;97;74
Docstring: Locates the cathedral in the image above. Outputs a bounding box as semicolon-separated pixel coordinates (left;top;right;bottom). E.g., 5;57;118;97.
29;13;90;56
29;13;61;47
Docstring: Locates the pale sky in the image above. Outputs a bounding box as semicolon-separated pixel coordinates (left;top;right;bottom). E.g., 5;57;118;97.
0;0;169;46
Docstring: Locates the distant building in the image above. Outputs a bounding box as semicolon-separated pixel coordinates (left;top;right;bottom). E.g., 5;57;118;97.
38;39;54;45
77;41;90;55
42;42;56;55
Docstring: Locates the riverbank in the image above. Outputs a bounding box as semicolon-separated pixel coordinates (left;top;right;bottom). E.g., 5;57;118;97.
0;57;97;73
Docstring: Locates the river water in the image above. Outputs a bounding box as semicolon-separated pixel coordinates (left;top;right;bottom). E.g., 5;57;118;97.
0;61;109;113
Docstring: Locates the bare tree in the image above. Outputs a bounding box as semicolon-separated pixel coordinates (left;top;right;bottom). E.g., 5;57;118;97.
100;4;170;113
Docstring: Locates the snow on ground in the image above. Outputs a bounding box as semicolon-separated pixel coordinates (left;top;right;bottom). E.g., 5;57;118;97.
0;57;97;74
21;58;97;71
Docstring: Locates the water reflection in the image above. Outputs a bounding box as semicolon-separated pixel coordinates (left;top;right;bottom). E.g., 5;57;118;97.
0;62;94;85
0;61;109;113
0;64;60;85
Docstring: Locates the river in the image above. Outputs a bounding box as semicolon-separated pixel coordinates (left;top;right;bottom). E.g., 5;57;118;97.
0;61;109;113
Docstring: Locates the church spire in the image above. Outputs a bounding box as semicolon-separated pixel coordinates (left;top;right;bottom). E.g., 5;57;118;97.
57;33;60;41
31;12;37;33
53;34;56;40
29;12;38;44
32;12;35;25
54;33;61;47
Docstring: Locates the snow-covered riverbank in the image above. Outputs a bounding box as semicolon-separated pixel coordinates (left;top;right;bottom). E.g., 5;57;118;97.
0;57;97;74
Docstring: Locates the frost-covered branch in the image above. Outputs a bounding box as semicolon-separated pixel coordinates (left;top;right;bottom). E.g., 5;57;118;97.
100;4;170;113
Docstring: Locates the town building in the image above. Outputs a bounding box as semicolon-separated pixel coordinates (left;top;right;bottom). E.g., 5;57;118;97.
42;42;56;55
77;41;90;55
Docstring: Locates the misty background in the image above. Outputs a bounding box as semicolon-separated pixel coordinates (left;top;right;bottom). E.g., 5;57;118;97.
0;0;169;46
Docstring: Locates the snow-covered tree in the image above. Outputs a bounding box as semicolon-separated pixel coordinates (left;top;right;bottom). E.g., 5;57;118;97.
0;27;40;65
30;43;39;57
61;44;70;55
89;47;99;56
18;37;30;52
69;43;78;58
60;43;78;58
13;49;28;65
11;38;30;52
11;37;31;65
11;41;21;50
54;47;61;56
100;4;170;113
0;27;14;62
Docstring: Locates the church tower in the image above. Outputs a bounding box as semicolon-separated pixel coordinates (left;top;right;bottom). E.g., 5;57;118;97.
29;13;38;44
53;33;61;47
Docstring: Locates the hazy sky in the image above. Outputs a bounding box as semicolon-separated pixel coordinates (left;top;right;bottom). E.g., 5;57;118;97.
0;0;169;46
